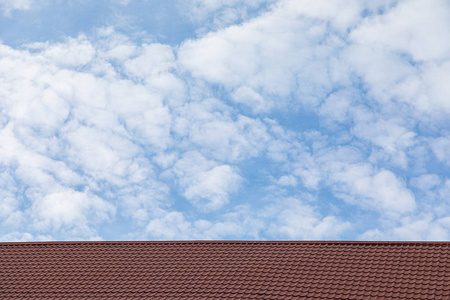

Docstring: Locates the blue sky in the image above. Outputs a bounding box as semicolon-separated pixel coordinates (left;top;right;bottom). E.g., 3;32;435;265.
1;0;450;242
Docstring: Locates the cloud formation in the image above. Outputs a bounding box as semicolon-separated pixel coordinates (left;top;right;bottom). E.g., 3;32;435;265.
0;0;449;241
0;0;32;15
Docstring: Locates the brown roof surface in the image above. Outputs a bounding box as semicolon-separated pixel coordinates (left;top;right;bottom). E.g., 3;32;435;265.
1;241;449;299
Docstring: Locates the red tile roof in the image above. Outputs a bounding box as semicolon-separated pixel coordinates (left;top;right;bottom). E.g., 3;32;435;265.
1;241;449;299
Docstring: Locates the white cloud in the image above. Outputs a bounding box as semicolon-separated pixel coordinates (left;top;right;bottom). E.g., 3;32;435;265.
172;151;242;211
123;43;176;80
346;0;450;117
0;124;83;189
319;90;354;124
144;198;350;241
0;0;32;15
184;164;242;210
189;114;270;162
276;175;297;187
174;0;449;240
331;165;416;214
146;211;193;240
351;0;450;62
96;28;138;61
206;204;264;238
0;172;22;227
41;35;96;68
438;180;450;207
144;204;264;240
265;197;351;240
419;62;450;113
293;145;416;215
178;0;277;30
177;0;397;111
107;85;173;150
1;0;449;242
361;215;450;241
0;33;178;238
0;232;52;242
352;118;416;168
410;174;441;191
281;0;373;31
32;189;115;232
64;125;142;184
231;86;268;113
171;97;270;162
177;2;337;108
115;0;133;5
431;136;450;166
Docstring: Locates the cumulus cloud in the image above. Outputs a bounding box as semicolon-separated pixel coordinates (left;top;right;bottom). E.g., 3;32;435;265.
351;118;416;168
177;0;398;112
177;2;336;108
144;198;350;241
333;167;416;214
1;0;450;241
171;151;242;211
123;43;176;80
347;0;450;117
0;29;272;239
0;34;174;239
361;215;450;241
350;0;450;62
184;164;242;210
146;211;192;240
32;189;115;231
293;144;416;215
265;198;349;239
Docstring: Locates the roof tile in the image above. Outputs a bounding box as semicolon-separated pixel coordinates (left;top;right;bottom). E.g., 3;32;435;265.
0;241;449;299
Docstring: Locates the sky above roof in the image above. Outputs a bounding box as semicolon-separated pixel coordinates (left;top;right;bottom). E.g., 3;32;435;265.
0;0;449;242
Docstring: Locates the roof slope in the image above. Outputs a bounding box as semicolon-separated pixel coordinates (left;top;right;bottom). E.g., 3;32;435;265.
1;241;449;299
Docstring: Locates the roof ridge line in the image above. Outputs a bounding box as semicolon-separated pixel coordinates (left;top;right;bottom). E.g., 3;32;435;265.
1;240;450;245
